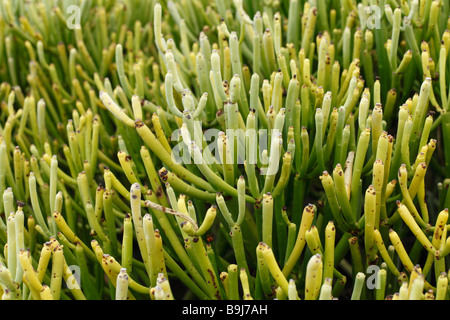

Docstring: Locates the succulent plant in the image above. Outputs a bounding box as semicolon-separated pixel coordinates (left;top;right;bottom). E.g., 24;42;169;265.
0;0;449;301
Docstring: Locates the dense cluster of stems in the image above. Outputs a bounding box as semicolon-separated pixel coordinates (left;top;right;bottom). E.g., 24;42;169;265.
0;0;449;300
